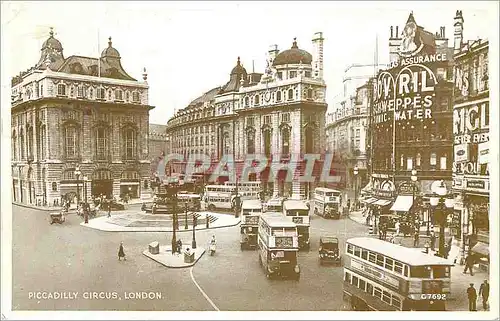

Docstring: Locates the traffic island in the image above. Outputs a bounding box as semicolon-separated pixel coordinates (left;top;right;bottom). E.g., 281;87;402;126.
143;243;205;268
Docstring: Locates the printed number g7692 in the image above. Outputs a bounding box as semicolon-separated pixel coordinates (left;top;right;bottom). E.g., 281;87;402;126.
421;294;447;300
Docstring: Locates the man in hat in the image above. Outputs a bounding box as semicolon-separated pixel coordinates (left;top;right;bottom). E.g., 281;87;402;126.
467;283;477;311
479;280;490;311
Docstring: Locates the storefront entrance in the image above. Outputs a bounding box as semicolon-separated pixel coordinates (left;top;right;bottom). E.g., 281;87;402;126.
120;184;139;199
92;180;113;198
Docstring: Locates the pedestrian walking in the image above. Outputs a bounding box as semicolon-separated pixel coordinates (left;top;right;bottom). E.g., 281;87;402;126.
84;204;89;224
382;224;388;241
413;231;419;247
395;221;401;236
347;199;351;212
430;230;436;250
107;201;112;218
118;242;126;261
463;253;475;276
176;239;183;254
479;280;489;311
467;283;477;311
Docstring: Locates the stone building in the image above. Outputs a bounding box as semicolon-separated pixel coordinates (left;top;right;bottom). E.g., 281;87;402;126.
451;9;490;267
11;29;154;206
148;123;169;160
166;33;328;199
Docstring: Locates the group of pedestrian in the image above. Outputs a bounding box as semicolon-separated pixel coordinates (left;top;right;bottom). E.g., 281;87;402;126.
467;280;489;311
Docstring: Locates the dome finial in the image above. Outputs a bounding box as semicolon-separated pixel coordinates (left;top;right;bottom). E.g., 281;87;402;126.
142;67;148;81
108;37;112;47
237;56;241;65
292;37;298;49
49;27;54;37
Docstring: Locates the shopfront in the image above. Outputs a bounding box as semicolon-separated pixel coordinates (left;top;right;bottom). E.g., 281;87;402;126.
120;170;140;199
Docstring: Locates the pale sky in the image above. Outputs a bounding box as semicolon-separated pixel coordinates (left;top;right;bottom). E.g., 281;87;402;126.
2;1;497;124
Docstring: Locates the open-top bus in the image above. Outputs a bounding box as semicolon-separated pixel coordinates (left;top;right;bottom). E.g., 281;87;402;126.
313;187;342;219
258;212;300;280
240;199;263;250
343;237;453;311
282;199;311;250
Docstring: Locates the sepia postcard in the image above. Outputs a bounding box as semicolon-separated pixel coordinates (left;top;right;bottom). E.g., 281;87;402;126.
1;1;498;320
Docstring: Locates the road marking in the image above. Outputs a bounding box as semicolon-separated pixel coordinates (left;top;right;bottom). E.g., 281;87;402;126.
189;266;220;311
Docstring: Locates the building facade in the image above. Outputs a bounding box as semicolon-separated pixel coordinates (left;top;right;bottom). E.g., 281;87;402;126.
166;34;328;199
452;11;489;265
11;30;154;206
326;80;372;192
149;123;169;160
369;12;455;222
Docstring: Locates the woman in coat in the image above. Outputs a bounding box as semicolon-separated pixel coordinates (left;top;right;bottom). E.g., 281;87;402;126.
118;242;126;261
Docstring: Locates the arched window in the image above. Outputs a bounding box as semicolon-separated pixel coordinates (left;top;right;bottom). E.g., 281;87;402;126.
430;152;437;167
77;85;86;98
416;153;421;168
27;126;33;159
276;91;282;102
254;95;260;105
307;88;313;99
52;182;57;191
96;127;108;160
281;127;290;156
19;129;25;159
305;127;314;154
247;130;255;154
64;126;78;159
124;128;137;160
440;153;447;170
57;83;67;96
132;92;140;103
263;130;272;157
288;89;294;100
89;87;94;99
115;89;123;101
400;154;404;168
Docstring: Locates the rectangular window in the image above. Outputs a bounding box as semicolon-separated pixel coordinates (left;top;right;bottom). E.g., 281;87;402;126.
382;291;391;304
392;297;402;309
352;276;359;287
373;287;382;299
347;244;354;255
361;249;368;260
77;85;85;98
289;71;297;78
394;261;403;274
376;254;384;267
385;258;394;271
366;283;373;295
356;128;360;137
407;157;413;171
277;72;283;80
125;130;136;159
281;113;290;123
359;279;366;291
96;128;107;160
57;84;67;96
368;252;376;264
115;89;123;101
430;152;437;166
65;127;76;158
440;155;447;170
133;92;140;102
353;246;361;257
264;115;272;125
247;117;254;127
97;88;105;100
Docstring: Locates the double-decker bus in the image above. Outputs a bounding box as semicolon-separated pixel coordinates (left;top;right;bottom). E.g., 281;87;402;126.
240;200;263;250
203;185;235;210
282;200;311;250
177;193;201;211
313;187;342;219
264;197;286;213
343;237;453;311
224;181;261;199
258;212;300;280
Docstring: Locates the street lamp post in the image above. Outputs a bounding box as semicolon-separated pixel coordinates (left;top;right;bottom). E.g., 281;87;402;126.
353;166;359;210
410;169;418;232
171;186;178;255
429;181;454;258
184;202;189;230
74;166;81;205
192;215;197;249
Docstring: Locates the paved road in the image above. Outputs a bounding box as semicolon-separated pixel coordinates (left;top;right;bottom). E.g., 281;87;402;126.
12;205;365;311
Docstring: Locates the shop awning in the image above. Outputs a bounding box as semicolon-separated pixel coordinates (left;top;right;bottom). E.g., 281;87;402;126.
362;197;378;204
390;195;414;212
471;242;489;257
361;181;372;193
373;199;392;206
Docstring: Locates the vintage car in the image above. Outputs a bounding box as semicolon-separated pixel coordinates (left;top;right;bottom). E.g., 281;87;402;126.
319;236;341;265
100;200;125;211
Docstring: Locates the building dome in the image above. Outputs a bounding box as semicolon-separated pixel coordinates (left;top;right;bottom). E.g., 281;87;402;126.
231;56;247;75
41;28;63;51
101;37;120;58
272;38;312;66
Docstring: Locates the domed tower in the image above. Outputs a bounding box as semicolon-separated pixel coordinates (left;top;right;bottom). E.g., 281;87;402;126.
219;57;248;93
36;28;64;68
271;38;314;80
101;37;121;61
